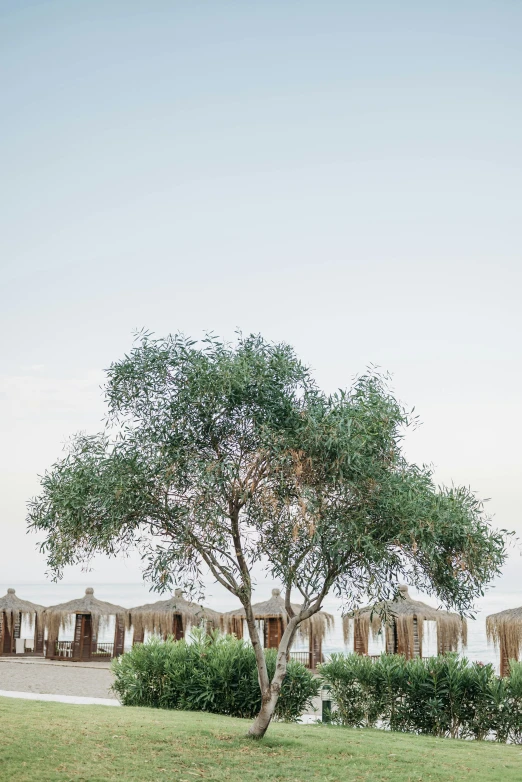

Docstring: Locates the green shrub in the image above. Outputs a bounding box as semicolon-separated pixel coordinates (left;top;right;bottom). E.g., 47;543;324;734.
504;661;522;744
314;653;386;728
319;653;522;741
393;655;493;738
112;630;319;722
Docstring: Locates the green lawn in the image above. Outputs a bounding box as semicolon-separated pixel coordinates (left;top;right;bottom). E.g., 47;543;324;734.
2;697;521;782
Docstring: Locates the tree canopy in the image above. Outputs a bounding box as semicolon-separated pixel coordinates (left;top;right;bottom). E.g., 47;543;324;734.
27;332;508;736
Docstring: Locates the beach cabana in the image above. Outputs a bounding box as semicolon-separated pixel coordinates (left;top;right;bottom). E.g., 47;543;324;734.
43;588;126;661
486;607;522;677
129;588;221;644
0;589;45;656
344;585;467;660
222;588;334;669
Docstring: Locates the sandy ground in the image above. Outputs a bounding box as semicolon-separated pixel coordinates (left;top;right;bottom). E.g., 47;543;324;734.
0;658;117;700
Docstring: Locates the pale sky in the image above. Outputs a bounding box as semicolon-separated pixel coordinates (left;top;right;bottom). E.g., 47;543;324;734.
1;2;521;613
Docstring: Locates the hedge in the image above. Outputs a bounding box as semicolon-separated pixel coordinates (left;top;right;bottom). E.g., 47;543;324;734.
112;630;319;722
319;653;522;742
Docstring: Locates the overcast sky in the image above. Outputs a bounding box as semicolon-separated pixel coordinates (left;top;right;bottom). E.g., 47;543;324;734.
1;1;520;610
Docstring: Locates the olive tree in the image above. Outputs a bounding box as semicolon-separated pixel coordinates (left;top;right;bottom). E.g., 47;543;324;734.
27;332;507;738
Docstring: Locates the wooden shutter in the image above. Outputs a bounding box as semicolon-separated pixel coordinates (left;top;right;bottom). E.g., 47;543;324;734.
85;616;95;659
385;622;397;655
114;616;125;657
2;612;13;654
72;614;83;659
413;617;421;658
309;633;322;669
0;611;7;654
34;615;45;654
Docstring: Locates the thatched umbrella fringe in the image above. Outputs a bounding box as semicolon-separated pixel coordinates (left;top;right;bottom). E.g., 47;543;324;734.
129;609;220;638
486;611;522;662
221;589;334;643
128;590;221;638
41;589;127;639
342;586;466;655
0;589;44;632
43;611;119;639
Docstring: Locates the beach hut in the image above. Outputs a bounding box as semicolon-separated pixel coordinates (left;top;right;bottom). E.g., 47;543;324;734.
0;589;45;656
222;588;334;669
344;585;467;660
42;588;126;661
128;588;221;644
486;606;522;677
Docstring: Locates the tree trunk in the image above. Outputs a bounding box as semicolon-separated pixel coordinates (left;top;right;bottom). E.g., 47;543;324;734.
248;682;283;738
243;606;269;681
247;617;299;739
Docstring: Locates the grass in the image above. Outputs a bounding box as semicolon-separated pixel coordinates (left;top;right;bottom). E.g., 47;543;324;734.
2;697;522;782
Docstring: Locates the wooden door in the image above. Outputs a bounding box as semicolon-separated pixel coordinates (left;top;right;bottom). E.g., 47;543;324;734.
81;615;93;660
264;618;283;649
72;614;92;660
172;614;184;641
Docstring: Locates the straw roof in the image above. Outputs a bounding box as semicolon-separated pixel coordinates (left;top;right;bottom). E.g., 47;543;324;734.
486;606;522;663
344;585;467;655
42;588;127;637
222;588;335;642
128;589;222;637
0;589;44;631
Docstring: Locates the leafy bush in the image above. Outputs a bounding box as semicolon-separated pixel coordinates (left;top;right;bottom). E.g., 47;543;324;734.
503;661;522;744
315;653;383;728
112;630;319;722
319;653;522;742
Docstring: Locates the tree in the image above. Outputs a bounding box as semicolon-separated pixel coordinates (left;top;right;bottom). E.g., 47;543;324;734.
27;332;507;738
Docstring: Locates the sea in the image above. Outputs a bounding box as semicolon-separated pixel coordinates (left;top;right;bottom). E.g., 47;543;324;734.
3;580;516;674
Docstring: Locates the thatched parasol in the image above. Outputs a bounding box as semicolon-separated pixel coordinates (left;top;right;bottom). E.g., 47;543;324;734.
221;588;334;642
42;587;127;637
486;606;522;674
344;585;467;657
0;588;44;631
128;589;222;638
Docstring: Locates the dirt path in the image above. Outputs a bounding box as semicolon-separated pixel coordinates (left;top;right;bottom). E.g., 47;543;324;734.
0;658;117;700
